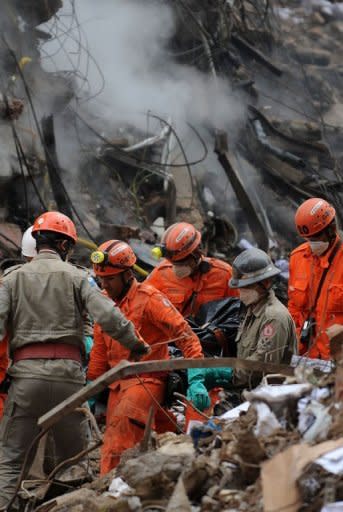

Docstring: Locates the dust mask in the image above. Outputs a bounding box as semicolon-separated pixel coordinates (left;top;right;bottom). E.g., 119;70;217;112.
239;288;260;306
309;241;329;256
173;265;192;279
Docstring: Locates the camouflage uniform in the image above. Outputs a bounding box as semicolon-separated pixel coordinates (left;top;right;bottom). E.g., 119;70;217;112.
233;290;297;388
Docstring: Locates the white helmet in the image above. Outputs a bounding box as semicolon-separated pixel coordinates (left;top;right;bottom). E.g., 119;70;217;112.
21;226;37;258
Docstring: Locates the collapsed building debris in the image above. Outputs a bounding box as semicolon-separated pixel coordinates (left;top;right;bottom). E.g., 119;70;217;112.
0;1;342;511
12;358;342;512
0;0;342;260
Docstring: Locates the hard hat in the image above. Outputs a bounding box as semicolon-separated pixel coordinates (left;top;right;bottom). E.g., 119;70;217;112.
91;240;137;276
295;198;336;237
160;222;201;262
32;211;77;242
229;248;281;288
21;226;37;258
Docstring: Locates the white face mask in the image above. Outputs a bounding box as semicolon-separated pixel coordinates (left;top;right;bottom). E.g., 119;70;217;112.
309;241;329;256
173;265;192;279
239;288;260;306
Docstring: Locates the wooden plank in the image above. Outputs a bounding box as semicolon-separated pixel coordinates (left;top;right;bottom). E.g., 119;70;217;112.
38;357;294;430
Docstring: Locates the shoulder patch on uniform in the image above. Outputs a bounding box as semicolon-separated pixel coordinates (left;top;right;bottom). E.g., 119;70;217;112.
262;323;276;338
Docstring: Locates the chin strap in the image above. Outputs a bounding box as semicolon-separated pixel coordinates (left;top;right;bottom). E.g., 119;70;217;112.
116;274;134;302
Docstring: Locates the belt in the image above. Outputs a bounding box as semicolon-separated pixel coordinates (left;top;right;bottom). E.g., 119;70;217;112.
13;343;82;364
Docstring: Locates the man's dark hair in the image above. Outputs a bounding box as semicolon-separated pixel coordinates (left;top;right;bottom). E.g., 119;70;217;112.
33;231;75;257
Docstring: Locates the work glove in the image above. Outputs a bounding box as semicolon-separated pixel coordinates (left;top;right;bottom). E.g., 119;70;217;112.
187;368;211;411
204;368;233;389
129;342;151;362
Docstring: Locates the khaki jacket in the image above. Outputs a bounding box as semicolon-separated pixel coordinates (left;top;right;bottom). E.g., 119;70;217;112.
234;290;297;388
0;251;138;382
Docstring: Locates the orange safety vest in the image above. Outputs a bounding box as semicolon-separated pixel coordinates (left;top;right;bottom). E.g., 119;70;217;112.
147;256;238;317
288;236;343;360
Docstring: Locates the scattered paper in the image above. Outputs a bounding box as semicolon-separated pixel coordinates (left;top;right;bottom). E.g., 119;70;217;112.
219;401;250;420
315;446;343;475
253;402;281;437
106;477;134;498
262;438;343;512
244;383;312;403
321;503;343;512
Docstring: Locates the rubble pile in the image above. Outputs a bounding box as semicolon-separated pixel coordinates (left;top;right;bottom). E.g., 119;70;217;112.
32;368;343;512
0;0;343;262
0;2;342;511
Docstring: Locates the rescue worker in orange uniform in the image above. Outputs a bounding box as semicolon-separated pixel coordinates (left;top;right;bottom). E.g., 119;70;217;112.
147;222;238;317
288;198;343;360
148;222;237;420
87;240;204;475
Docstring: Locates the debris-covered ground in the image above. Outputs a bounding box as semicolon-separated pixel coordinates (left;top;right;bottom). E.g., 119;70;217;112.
25;363;343;512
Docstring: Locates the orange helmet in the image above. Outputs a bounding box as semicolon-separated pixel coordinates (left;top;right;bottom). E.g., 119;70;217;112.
295;198;336;237
32;211;77;242
91;240;136;276
161;222;201;262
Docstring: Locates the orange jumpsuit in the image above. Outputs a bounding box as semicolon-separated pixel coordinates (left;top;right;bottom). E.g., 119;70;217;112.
87;279;203;474
288;236;343;359
147;257;238;317
0;335;9;419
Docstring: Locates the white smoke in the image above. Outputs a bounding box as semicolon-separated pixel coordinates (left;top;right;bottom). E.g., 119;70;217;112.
42;0;245;132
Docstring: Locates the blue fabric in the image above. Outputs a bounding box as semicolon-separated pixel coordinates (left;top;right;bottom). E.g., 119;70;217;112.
88;276;98;288
83;335;93;357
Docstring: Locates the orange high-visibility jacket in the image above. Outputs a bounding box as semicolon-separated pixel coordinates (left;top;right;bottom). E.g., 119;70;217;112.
147;257;238;317
88;279;203;384
88;280;203;474
288;236;343;360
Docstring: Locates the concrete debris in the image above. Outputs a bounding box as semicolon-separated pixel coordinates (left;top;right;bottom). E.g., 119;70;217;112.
166;476;192;512
32;367;339;512
0;0;342;260
0;1;342;511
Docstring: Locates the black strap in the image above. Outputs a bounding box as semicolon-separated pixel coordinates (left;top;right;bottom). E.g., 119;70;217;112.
309;239;342;313
182;291;198;317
